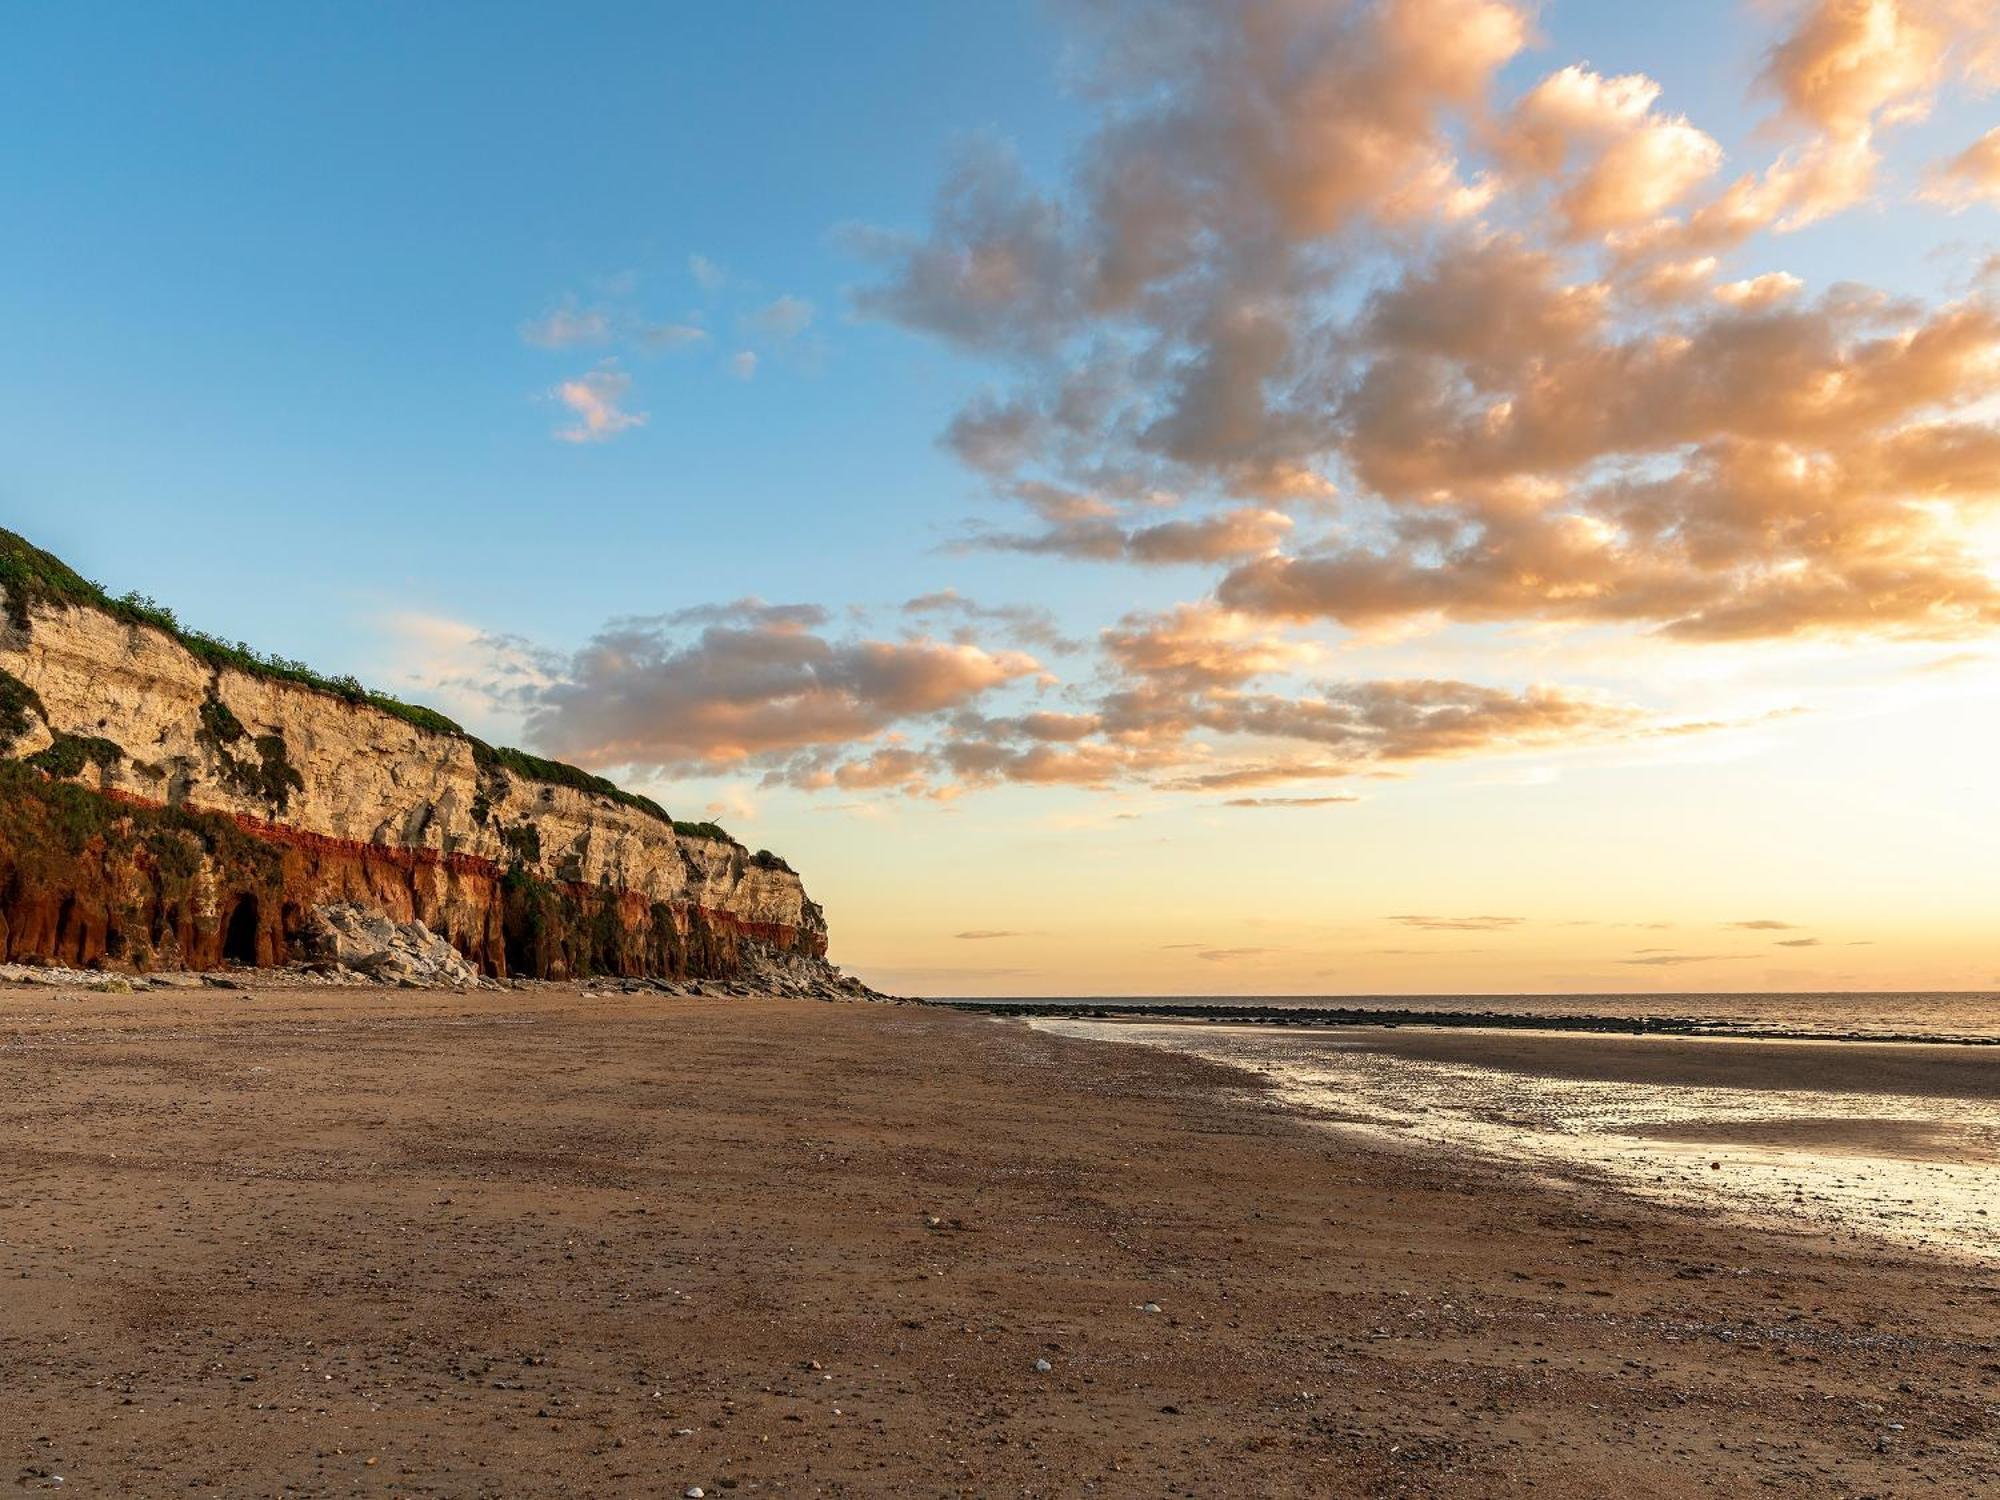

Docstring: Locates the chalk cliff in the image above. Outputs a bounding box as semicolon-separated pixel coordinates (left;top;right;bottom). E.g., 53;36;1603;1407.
0;529;828;980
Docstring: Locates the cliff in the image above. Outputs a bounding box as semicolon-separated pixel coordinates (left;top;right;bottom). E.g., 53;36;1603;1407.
0;529;827;980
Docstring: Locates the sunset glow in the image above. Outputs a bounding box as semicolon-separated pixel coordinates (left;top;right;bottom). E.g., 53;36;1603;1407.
7;0;1998;994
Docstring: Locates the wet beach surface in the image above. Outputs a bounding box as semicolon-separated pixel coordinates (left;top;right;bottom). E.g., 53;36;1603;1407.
1036;1021;2000;1264
2;982;1997;1497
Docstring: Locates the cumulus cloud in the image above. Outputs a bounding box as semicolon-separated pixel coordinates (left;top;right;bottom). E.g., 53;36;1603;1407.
552;363;646;443
900;589;1083;654
520;601;1040;773
847;0;2000;660
1924;126;2000;208
522;0;2000;806
971;504;1294;566
1497;66;1722;237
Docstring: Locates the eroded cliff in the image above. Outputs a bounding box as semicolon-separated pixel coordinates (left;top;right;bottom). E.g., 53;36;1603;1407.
0;530;827;979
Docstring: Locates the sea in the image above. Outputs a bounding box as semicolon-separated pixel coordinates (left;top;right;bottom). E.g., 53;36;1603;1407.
933;991;2000;1044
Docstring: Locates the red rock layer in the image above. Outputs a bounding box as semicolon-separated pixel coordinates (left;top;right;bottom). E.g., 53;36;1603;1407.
0;769;822;979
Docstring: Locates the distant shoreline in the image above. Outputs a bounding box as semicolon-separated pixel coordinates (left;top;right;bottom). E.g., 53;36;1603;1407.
926;995;2000;1047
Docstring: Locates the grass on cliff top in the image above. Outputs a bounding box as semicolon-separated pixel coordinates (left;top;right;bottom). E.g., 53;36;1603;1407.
0;527;734;843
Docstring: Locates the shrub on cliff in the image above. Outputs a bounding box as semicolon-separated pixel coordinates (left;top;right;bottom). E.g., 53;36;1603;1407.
0;667;45;752
26;731;125;781
672;819;735;844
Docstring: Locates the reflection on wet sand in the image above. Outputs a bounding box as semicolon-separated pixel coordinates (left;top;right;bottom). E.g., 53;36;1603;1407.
1033;1020;2000;1265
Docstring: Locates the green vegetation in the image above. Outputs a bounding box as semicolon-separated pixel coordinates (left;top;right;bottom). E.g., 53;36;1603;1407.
0;667;44;751
198;693;247;747
1;529;466;737
0;526;742;841
672;819;734;843
468;739;679;827
749;849;795;874
501;822;542;865
190;691;303;812
26;731;126;781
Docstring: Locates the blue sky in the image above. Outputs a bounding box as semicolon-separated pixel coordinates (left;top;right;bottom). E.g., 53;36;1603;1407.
5;2;1998;994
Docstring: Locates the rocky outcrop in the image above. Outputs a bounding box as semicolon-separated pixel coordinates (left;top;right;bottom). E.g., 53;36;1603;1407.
300;903;484;987
0;531;830;981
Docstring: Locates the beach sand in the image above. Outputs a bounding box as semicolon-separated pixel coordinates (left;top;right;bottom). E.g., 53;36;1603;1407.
2;984;1996;1496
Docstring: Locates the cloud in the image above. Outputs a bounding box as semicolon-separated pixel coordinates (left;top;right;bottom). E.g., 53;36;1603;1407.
522;300;612;349
971;505;1294;566
730;351;759;380
1497;66;1722;237
747;295;815;340
1729;919;1801;930
635;321;709;352
1759;0;1952;139
1776;937;1824;947
1194;947;1271;963
1618;952;1736;966
1388;914;1525;931
900;588;1084;653
690;253;729;292
851;0;2000;657
552;363;646;443
520;600;1041;774
954;929;1026;940
1924;126;2000;208
1221;794;1361;807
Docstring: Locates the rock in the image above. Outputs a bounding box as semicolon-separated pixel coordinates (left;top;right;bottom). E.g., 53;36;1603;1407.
1033;1358;1053;1373
686;1488;705;1497
300;904;481;990
1142;1302;1162;1314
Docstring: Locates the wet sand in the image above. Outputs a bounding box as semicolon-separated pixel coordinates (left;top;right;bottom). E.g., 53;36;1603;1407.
3;984;1997;1496
1299;1027;2000;1103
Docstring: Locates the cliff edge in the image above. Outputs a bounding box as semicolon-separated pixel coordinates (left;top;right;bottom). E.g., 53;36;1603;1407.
0;528;832;982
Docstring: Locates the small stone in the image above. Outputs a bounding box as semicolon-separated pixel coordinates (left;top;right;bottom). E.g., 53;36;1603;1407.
686;1488;705;1498
1142;1302;1162;1314
1033;1358;1053;1373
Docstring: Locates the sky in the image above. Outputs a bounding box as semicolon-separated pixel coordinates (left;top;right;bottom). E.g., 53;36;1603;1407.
4;0;1999;996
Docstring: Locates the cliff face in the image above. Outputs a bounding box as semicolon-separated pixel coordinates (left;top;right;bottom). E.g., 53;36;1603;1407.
0;577;826;979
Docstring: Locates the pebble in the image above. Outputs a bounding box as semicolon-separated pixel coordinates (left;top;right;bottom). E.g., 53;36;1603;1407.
686;1489;705;1499
1142;1302;1162;1314
1033;1358;1053;1373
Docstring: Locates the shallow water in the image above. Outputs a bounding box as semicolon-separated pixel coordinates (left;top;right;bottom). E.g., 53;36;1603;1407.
1032;1019;2000;1265
955;991;2000;1043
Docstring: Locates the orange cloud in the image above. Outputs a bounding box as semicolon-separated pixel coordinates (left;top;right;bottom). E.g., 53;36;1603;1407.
1497;66;1722;236
1924;126;2000;208
551;363;645;444
523;602;1039;772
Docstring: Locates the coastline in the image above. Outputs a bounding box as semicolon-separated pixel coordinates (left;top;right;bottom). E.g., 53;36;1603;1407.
3;983;1996;1495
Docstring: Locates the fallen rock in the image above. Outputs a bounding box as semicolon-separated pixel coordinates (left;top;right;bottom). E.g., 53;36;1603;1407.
300;904;482;989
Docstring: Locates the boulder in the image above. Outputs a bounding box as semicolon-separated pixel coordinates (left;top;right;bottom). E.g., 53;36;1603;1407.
301;903;481;989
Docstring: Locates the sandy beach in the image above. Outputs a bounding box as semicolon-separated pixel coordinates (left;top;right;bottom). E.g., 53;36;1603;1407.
3;984;1997;1497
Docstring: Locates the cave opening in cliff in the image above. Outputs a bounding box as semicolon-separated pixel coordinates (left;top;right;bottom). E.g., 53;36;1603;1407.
223;896;259;965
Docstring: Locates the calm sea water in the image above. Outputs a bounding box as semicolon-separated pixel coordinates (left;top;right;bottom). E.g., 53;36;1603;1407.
935;992;2000;1044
